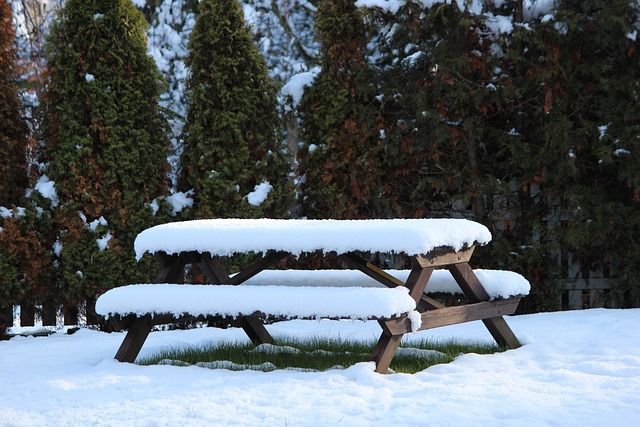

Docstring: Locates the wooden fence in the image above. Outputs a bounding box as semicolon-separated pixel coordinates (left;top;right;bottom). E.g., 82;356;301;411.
2;299;102;330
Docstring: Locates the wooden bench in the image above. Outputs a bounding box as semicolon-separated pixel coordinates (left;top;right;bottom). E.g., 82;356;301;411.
97;218;528;373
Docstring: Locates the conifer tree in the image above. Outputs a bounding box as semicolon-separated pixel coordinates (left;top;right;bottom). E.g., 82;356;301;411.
297;0;387;219
507;0;640;307
42;0;172;308
178;0;291;219
0;0;29;338
0;0;28;208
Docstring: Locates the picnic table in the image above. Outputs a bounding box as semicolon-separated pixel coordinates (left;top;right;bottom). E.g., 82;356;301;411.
97;218;527;373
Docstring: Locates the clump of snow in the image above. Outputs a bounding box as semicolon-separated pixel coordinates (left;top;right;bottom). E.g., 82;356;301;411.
85;73;95;82
88;217;108;231
484;13;514;34
246;181;273;206
0;206;12;218
96;232;112;252
95;284;417;320
134;218;492;260
52;239;63;257
408;310;422;332
166;191;193;215
281;67;320;108
34;175;59;207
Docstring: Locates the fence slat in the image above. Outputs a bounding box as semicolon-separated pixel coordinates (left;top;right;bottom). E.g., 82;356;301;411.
20;303;35;327
41;303;57;326
85;298;100;325
63;306;79;325
1;306;13;335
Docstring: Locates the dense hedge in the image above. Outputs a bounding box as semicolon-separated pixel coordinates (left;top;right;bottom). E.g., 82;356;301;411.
178;0;291;219
40;0;172;309
2;0;639;322
0;0;30;337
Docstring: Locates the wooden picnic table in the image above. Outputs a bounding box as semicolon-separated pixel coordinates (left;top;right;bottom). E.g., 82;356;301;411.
101;218;524;373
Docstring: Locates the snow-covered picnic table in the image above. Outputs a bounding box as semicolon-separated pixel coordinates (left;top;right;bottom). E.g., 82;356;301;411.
97;218;527;373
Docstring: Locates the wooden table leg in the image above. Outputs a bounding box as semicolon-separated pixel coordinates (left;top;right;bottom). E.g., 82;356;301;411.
448;262;521;349
197;253;281;345
369;259;435;373
114;315;153;363
240;317;275;345
370;333;403;374
154;252;188;283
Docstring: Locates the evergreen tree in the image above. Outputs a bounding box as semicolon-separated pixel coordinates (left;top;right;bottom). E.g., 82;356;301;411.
297;0;387;219
42;0;172;308
364;1;566;308
178;0;291;219
0;0;28;208
506;0;640;307
0;0;29;338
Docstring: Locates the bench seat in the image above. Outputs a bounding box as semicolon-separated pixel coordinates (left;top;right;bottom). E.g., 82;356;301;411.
240;269;531;299
95;284;419;321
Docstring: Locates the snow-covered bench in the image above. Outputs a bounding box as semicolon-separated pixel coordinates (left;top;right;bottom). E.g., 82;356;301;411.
99;218;527;373
96;268;528;330
96;284;421;328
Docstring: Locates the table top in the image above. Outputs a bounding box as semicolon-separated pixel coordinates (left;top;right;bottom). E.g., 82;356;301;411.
134;218;491;259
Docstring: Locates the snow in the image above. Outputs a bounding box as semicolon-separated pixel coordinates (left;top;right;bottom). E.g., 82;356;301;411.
33;175;59;207
245;181;273;206
95;284;418;320
2;309;639;426
240;268;531;299
280;67;320;108
96;232;112;252
166;191;194;215
94;267;529;320
133;218;492;259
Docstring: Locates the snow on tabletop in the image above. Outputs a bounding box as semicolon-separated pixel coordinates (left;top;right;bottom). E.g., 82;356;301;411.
241;268;530;299
95;284;417;320
134;218;492;260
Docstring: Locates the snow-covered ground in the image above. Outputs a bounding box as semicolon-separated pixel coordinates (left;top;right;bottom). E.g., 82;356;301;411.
1;308;638;426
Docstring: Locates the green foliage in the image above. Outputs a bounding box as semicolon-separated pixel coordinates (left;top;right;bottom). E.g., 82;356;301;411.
42;0;172;304
503;0;640;307
1;0;31;334
297;0;389;219
179;0;292;219
0;0;28;207
363;0;640;309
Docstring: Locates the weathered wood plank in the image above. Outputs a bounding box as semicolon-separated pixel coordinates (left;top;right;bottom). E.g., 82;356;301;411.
448;263;521;349
63;306;79;326
381;298;522;336
154;251;188;283
239;317;275;345
41;303;57;326
414;246;476;268
114;315;153;363
404;261;435;302
339;253;405;288
418;295;446;310
447;262;490;302
20;303;35;327
197;253;231;283
224;251;289;285
480;316;522;349
0;305;13;334
370;332;403;374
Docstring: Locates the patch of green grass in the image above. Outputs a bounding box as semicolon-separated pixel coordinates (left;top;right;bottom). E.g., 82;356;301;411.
138;337;505;374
